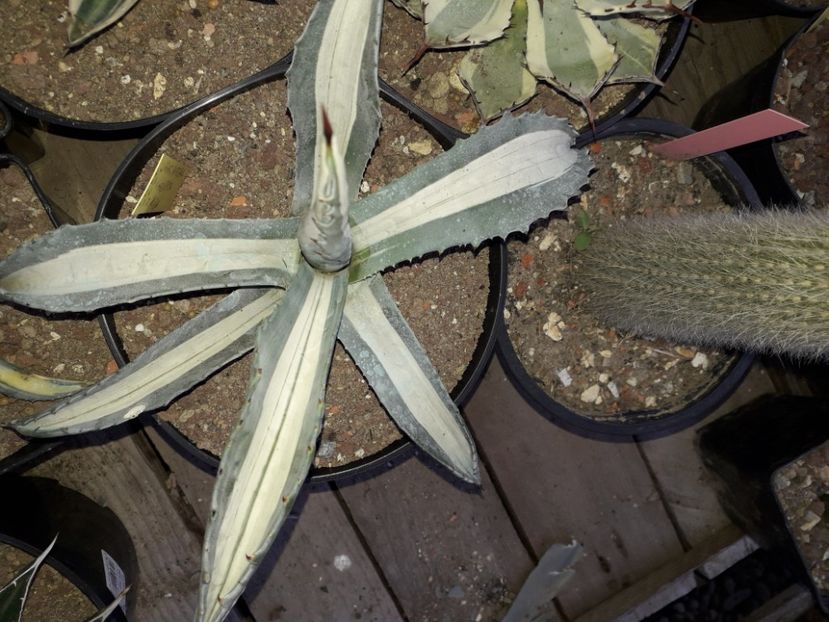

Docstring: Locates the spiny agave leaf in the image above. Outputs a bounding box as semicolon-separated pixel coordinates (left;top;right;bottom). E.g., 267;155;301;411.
348;113;591;282
576;0;695;20
199;262;347;622
526;0;618;102
0;359;86;401
458;0;537;122
503;541;582;622
0;218;299;313
67;0;141;48
389;0;423;19
595;16;664;84
424;0;513;48
288;0;383;216
0;535;57;622
339;276;479;483
82;588;130;622
12;289;282;438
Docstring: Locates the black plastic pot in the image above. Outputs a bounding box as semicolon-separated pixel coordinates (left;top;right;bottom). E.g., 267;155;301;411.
698;395;829;614
496;117;759;442
0;475;138;620
95;55;507;482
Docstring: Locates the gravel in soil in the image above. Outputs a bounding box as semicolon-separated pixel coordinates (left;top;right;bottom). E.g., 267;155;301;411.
772;17;829;208
114;80;489;469
0;544;98;622
0;165;112;459
774;441;829;596
0;0;312;123
504;138;735;420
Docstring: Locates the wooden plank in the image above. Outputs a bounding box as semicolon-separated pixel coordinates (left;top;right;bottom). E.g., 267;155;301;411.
27;429;203;622
464;357;684;618
745;584;814;622
146;428;404;622
638;364;776;547
336;450;539;622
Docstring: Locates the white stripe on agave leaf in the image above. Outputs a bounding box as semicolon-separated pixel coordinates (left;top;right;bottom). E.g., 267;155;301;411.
340;276;478;483
526;0;618;101
458;0;537;122
68;0;141;47
596;17;664;84
0;218;299;312
576;0;695;19
348;113;591;282
0;359;86;401
424;0;513;47
13;289;282;438
199;263;346;622
288;0;382;215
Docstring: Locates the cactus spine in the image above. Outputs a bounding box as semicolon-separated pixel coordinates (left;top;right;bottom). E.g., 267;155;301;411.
578;209;829;359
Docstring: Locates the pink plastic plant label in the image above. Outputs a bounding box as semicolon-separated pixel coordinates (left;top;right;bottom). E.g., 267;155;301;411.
649;109;809;161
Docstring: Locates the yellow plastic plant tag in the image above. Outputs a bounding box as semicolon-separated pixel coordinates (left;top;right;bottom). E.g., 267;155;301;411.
132;154;187;216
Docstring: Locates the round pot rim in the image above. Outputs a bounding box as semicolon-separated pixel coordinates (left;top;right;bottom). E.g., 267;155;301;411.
496;116;761;442
95;57;507;482
761;0;827;16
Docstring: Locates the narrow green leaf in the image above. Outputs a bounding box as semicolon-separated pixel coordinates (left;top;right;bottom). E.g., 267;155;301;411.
82;588;130;622
526;0;618;102
12;289;282;438
348;113;591;282
67;0;141;48
575;0;695;20
424;0;513;47
596;17;664;84
574;207;590;230
0;536;57;622
287;0;383;216
458;0;537;121
0;359;86;401
0;218;299;312
199;262;347;622
339;276;479;483
574;231;592;251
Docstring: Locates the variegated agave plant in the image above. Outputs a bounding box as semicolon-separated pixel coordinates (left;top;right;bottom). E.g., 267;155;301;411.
1;1;590;620
67;0;141;48
392;0;695;121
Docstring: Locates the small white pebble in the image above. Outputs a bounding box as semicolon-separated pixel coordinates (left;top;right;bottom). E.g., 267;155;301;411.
626;377;638;387
598;373;609;383
360;180;370;194
607;382;620;399
134;323;145;332
120;74;131;85
580;384;600;403
557;368;572;387
645;396;657;408
94;45;104;55
691;352;709;370
333;554;352;572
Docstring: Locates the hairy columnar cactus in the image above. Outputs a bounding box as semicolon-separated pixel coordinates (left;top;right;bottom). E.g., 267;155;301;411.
577;209;829;359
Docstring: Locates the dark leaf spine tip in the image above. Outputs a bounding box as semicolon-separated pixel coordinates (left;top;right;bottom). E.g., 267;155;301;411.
321;107;334;144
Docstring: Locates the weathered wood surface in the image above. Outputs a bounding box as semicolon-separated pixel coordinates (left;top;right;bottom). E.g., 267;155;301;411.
464;357;684;619
146;428;404;622
336;451;539;622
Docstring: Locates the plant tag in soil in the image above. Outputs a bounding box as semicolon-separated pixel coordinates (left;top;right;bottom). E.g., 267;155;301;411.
649;109;809;161
132;154;187;217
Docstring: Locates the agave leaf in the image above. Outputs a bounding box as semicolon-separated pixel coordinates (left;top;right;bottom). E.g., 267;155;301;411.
67;0;141;48
389;0;423;19
595;16;664;84
348;113;591;282
82;588;130;622
199;262;347;622
288;0;383;216
12;289;282;438
0;218;299;313
575;0;695;20
424;0;513;48
458;0;537;122
0;535;57;622
339;276;479;483
0;359;86;401
503;541;582;622
526;0;618;103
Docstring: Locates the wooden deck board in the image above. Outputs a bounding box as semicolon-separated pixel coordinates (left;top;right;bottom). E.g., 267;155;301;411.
464;357;685;619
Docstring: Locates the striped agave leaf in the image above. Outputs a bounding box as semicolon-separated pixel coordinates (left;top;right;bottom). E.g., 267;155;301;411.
199;263;347;622
576;0;695;19
458;0;537;122
526;0;618;103
12;289;282;438
67;0;141;48
348;113;592;282
0;536;57;622
83;589;129;622
596;17;664;85
389;0;423;18
287;0;383;217
0;218;299;312
424;0;513;48
339;276;479;483
0;358;86;401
